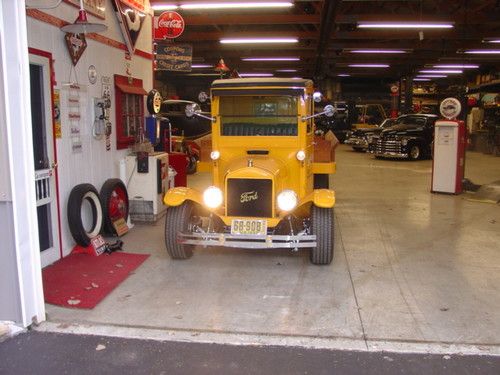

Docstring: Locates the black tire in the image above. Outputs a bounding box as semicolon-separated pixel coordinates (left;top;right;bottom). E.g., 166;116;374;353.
186;155;198;175
164;201;196;259
352;147;364;152
310;205;334;265
408;144;421;160
100;178;129;235
67;183;103;247
313;174;329;189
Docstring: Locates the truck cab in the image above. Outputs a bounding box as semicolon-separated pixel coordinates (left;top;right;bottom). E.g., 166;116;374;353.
163;78;336;265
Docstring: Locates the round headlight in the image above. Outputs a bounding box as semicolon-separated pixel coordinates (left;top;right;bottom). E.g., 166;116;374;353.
296;150;306;161
277;190;298;212
401;138;408;146
210;150;220;160
203;186;223;208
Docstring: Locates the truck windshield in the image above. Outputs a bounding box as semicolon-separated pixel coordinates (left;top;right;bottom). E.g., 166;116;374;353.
219;95;298;136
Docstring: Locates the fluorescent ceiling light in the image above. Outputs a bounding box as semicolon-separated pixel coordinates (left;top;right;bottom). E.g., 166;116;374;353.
348;64;389;68
482;38;500;43
276;69;298;72
433;64;479;69
221;38;298;44
416;75;447;78
358;22;453;29
347;49;408;54
414;78;431;81
180;2;293;10
239;73;274;77
191;64;213;68
152;4;179;10
463;49;500;54
419;69;463;74
337;74;351;77
241;57;300;61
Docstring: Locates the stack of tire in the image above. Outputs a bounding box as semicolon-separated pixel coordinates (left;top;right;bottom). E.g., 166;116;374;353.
67;179;129;246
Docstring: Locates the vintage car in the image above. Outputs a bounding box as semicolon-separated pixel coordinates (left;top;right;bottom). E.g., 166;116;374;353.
372;114;438;160
345;118;397;152
351;103;387;129
163;78;337;265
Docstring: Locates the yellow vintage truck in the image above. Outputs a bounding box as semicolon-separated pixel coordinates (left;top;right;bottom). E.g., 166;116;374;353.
163;78;336;265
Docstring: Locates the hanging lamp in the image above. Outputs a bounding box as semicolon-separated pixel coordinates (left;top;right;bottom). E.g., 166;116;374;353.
60;0;107;34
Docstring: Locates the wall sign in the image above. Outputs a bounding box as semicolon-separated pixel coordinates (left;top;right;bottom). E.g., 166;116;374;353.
154;11;185;40
155;43;192;71
112;0;146;55
64;33;87;66
64;0;106;19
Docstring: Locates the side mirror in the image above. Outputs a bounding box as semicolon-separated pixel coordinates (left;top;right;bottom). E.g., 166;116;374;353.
185;103;216;122
198;91;209;103
301;104;336;121
313;92;322;103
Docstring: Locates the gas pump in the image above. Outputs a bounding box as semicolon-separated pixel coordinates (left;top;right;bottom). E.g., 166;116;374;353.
431;98;467;194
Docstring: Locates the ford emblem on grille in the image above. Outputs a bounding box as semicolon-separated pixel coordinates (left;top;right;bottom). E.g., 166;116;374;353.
240;191;258;203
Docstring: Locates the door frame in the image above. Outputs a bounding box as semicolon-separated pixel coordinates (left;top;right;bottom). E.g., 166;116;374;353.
28;47;63;266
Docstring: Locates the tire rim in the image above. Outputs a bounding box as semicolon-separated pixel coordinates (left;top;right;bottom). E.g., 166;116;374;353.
108;186;128;220
410;146;420;159
82;191;102;238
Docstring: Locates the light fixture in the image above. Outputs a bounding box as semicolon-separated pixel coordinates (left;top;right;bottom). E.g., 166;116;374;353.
433;64;479;69
357;21;453;29
239;73;274;77
180;2;293;10
482;38;500;44
276;69;298;72
191;64;213;68
220;38;298;44
151;4;179;10
337;74;351;77
462;49;500;54
348;64;389;68
419;69;463;74
414;78;431;81
346;49;408;54
241;57;300;61
416;75;447;78
60;0;107;34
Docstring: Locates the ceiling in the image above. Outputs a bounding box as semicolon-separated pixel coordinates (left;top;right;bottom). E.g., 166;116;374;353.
150;0;500;85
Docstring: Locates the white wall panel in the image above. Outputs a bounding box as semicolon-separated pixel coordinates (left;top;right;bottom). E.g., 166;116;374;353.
27;1;153;255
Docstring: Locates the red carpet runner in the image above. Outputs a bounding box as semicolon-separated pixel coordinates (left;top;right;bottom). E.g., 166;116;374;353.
42;252;149;309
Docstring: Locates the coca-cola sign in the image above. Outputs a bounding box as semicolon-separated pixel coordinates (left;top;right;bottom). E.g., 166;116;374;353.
154;11;185;39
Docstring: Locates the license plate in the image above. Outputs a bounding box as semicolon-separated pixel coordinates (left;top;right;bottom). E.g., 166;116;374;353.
231;219;267;235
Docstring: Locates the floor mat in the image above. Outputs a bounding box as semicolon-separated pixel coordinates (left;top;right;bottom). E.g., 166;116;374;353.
42;252;149;309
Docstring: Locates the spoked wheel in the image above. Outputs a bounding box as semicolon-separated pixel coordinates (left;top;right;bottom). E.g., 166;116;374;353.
309;205;334;265
164;201;197;259
408;144;421;160
100;179;129;235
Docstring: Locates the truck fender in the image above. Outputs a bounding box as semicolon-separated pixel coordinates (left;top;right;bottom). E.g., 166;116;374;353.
299;189;335;209
163;187;204;207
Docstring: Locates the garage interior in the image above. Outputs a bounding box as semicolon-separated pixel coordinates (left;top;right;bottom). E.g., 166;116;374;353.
2;0;500;365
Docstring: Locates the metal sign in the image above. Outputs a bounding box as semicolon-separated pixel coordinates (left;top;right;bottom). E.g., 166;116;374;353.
439;97;462;120
154;11;185;39
155;43;192;71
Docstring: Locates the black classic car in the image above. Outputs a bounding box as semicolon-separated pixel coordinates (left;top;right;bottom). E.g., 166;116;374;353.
371;114;438;160
345;118;397;152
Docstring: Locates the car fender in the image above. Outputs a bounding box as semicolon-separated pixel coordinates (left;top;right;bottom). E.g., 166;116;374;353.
298;189;335;209
164;187;204;207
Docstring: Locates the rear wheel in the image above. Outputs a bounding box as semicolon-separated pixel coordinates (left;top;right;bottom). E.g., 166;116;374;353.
164;201;196;259
309;205;334;265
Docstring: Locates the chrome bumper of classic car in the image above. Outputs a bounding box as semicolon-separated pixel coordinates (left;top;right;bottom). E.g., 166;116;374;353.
345;137;368;147
374;139;408;158
178;232;316;249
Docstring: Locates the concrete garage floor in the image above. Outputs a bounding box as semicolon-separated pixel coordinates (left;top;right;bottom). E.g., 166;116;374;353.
41;146;500;355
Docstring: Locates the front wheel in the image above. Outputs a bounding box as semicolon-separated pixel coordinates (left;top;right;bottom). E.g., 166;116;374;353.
309;205;334;265
408;144;421;160
164;201;196;259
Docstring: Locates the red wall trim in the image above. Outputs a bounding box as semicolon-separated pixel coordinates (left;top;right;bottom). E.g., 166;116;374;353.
26;9;153;60
28;47;64;259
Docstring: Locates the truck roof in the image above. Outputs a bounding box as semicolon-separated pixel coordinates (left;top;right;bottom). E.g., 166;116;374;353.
211;77;313;89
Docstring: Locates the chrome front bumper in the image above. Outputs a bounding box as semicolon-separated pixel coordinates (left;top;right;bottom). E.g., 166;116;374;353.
373;151;408;158
178;232;316;249
345;138;368;147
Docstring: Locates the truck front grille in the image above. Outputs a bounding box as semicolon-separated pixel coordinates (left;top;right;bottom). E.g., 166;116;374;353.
375;138;402;154
226;178;272;217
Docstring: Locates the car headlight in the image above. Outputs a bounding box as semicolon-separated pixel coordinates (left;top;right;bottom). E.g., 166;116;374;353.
296;150;306;161
210;150;220;160
203;186;223;208
401;138;408;146
277;190;298;212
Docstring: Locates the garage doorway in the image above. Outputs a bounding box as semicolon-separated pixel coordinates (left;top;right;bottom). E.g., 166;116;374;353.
29;49;61;268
